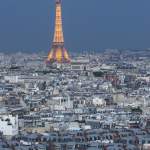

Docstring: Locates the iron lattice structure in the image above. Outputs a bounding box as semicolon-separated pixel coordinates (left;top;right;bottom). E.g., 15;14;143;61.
47;0;70;63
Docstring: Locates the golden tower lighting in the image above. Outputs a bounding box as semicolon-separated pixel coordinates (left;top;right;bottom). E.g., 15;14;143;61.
47;0;71;63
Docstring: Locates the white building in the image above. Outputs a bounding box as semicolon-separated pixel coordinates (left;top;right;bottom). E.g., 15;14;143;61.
50;95;73;110
71;58;90;71
0;114;18;136
67;122;81;131
4;75;19;83
92;97;106;106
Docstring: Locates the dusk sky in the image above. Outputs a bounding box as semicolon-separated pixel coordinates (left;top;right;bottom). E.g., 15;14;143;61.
0;0;150;53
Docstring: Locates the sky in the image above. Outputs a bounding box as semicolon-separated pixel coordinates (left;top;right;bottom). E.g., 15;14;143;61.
0;0;150;53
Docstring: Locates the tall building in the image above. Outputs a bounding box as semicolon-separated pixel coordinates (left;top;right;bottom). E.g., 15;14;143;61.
47;0;71;63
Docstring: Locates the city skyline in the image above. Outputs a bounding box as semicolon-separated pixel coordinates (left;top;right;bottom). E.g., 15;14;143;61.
0;0;150;52
0;1;150;149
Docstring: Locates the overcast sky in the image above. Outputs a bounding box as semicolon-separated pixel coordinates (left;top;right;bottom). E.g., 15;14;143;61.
0;0;150;53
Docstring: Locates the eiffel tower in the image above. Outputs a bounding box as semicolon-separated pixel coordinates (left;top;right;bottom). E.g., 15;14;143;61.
47;0;71;63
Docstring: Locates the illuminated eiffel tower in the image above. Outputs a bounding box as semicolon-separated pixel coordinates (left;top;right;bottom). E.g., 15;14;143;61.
47;0;70;63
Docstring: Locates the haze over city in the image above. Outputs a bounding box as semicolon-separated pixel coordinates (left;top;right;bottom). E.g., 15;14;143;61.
0;0;150;52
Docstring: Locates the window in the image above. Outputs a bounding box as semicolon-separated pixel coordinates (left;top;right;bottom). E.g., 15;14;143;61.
142;140;145;144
